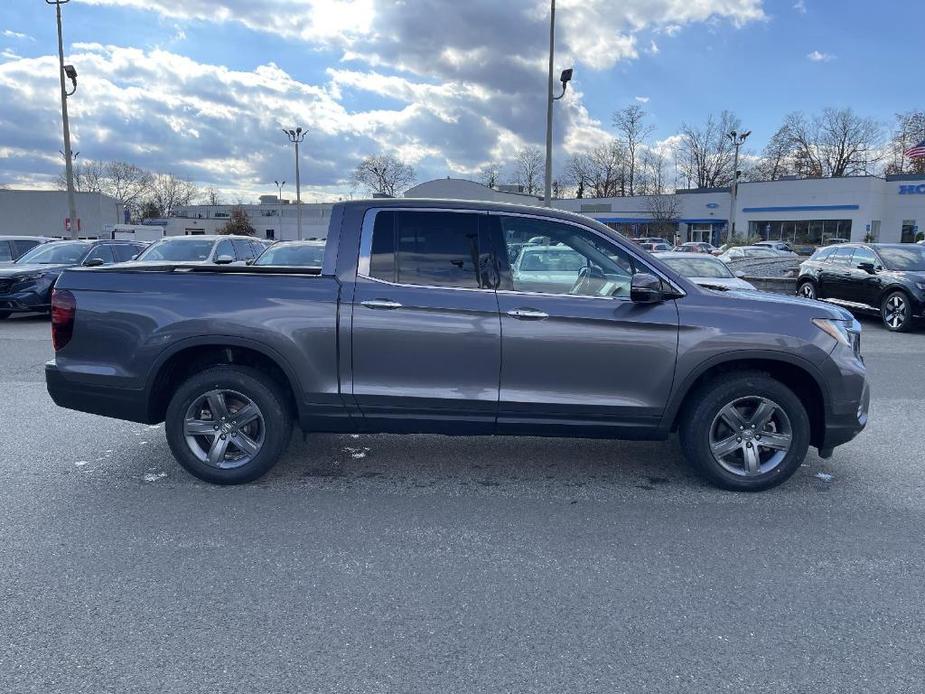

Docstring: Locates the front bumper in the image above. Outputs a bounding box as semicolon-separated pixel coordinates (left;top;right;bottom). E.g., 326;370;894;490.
45;361;153;424
819;377;869;454
0;286;52;313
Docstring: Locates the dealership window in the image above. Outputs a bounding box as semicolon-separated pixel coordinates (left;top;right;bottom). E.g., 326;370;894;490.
265;229;275;240
901;220;918;244
689;224;713;243
749;219;852;245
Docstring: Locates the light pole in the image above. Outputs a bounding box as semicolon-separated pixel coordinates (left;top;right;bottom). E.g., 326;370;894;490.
282;128;306;240
726;129;751;242
48;0;79;239
274;179;285;241
543;0;572;207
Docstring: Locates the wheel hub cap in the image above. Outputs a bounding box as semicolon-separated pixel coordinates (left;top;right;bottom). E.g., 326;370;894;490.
183;388;266;470
709;396;793;477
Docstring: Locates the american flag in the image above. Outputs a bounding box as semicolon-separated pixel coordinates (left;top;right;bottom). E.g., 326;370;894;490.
905;138;925;159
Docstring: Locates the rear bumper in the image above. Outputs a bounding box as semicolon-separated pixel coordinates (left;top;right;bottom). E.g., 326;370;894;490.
45;361;153;424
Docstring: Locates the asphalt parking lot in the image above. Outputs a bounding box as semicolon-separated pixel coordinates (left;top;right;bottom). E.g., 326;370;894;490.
1;311;923;693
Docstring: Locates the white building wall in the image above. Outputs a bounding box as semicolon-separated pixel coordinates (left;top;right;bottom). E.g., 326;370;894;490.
168;202;334;240
0;190;122;238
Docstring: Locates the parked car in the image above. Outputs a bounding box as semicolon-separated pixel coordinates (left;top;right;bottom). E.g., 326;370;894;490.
825;237;850;246
0;236;56;265
753;241;797;255
797;243;925;332
132;235;265;265
674;242;717;254
46;199;868;492
252;240;326;267
0;239;145;319
654;252;757;291
635;236;670;246
718;246;780;263
641;242;673;252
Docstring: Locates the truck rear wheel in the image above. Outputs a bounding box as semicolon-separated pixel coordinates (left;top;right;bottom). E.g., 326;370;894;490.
165;365;293;484
679;372;810;491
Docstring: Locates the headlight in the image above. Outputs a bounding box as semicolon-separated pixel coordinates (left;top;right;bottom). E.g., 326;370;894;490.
12;272;46;284
813;318;861;357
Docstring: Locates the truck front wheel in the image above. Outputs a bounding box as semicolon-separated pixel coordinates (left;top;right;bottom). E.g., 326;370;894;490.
165;365;293;484
679;373;810;491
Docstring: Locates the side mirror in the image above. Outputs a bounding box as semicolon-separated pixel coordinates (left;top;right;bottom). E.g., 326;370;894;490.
83;257;105;267
214;254;235;265
631;272;664;304
734;270;746;279
857;262;876;274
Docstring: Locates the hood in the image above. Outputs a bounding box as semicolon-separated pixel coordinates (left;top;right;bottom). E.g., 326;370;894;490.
0;263;69;278
717;286;854;321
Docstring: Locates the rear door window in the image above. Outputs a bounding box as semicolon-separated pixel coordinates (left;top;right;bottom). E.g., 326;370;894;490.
111;244;139;262
830;247;856;266
812;247;835;262
214;239;235;261
0;241;12;262
367;211;483;289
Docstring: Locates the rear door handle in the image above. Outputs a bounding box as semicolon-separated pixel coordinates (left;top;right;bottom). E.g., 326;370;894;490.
507;309;549;320
361;299;402;310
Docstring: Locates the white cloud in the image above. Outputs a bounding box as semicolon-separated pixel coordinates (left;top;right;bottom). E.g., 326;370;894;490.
2;30;34;41
807;50;834;62
635;96;651;103
647;40;660;55
793;0;807;14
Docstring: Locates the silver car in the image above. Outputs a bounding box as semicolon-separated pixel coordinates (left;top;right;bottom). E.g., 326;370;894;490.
655;252;757;291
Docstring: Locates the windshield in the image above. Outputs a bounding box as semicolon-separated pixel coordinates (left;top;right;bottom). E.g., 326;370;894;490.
662;256;733;278
138;238;215;262
16;241;90;265
877;246;925;271
255;243;325;266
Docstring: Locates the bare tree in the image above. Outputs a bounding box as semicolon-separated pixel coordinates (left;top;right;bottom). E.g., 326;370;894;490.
57;160;153;218
478;163;503;189
637;148;670;195
677;111;741;189
784;108;882;178
885;110;925;176
752;125;796;181
353;153;416;197
565;140;627;198
645;194;681;239
147;173;198;217
203;187;222;206
613;105;654;196
511;146;544;195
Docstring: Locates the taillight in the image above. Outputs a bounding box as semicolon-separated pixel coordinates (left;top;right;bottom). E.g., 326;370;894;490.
51;288;76;351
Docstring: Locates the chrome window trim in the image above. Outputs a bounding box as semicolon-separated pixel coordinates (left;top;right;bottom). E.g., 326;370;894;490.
356;206;686;298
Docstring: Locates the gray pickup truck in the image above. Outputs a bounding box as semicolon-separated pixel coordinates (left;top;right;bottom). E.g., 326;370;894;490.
46;199;869;491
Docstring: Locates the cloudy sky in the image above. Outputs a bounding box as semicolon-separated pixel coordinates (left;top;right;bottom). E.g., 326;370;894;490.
0;0;921;202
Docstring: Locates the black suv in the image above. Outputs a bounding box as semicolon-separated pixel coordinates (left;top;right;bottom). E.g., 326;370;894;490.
0;239;145;319
797;243;925;331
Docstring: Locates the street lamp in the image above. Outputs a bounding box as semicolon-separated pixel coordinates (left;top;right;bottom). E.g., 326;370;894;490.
274;179;285;241
726;129;751;242
282;128;306;240
47;0;79;238
543;0;573;208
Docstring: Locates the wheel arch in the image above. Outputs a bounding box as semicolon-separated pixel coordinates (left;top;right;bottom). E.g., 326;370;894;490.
666;353;828;449
145;337;302;424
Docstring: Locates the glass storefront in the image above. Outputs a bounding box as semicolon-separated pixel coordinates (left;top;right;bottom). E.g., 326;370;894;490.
748;219;852;245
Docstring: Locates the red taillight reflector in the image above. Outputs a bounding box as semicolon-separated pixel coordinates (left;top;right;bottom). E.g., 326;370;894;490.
51;288;76;351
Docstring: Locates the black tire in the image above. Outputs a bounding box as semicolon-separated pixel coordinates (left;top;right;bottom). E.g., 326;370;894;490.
796;279;817;300
165;365;293;484
679;372;810;492
881;290;914;332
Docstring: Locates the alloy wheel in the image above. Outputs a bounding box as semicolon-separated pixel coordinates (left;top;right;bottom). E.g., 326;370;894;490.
183;389;266;469
883;294;908;330
798;282;816;299
709;396;793;477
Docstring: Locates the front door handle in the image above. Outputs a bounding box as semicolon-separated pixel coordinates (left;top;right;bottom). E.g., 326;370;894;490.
507;308;549;320
361;299;402;310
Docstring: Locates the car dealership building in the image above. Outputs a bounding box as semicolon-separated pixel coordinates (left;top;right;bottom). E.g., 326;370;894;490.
409;174;925;247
